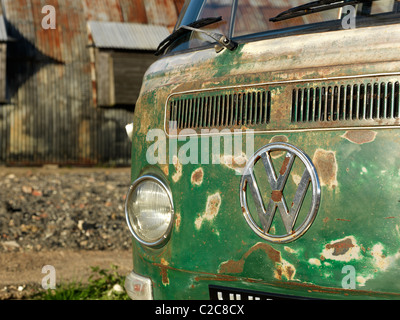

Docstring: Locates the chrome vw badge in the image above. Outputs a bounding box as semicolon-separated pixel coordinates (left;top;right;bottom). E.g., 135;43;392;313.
240;143;321;243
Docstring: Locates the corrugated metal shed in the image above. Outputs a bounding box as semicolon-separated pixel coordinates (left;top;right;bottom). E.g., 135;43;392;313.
0;16;8;42
0;0;182;166
88;21;170;50
82;0;180;27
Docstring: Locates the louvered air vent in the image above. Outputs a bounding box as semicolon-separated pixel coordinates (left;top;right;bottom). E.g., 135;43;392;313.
291;81;400;123
167;89;271;132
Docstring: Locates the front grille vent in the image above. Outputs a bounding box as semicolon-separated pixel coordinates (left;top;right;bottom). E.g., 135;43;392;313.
168;89;271;131
291;81;400;123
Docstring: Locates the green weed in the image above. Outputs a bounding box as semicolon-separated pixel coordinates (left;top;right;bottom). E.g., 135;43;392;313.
33;265;129;300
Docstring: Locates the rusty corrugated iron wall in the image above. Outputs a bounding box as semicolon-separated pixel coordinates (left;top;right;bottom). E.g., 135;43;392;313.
0;0;182;166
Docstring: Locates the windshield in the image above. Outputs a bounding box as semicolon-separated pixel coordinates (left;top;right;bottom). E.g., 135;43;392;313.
167;0;399;54
234;0;397;37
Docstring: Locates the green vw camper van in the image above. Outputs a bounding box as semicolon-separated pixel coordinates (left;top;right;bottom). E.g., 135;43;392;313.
124;0;400;300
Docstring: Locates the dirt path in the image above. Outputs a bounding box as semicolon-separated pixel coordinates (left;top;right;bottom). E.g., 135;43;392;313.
0;249;133;299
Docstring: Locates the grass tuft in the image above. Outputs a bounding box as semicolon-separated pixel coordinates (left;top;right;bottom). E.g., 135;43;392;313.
33;265;129;300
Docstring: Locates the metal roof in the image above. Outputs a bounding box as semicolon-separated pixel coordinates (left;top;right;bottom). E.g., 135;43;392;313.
0;15;8;42
88;21;170;50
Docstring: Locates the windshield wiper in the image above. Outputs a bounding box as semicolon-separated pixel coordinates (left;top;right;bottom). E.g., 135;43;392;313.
270;0;374;22
155;16;223;56
179;25;237;52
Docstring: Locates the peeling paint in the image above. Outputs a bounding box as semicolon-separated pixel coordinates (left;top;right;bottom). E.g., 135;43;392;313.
161;258;169;266
172;155;182;182
191;168;203;186
291;174;301;186
284;246;297;254
309;258;321;266
353;243;400;286
313;148;338;190
160;258;170;286
342;130;377;145
269;135;289;159
218;242;296;281
321;236;361;262
275;259;296;281
371;243;391;271
219;242;280;273
220;153;248;174
269;135;289;144
357;275;373;287
161;164;169;176
195;192;221;229
175;212;181;231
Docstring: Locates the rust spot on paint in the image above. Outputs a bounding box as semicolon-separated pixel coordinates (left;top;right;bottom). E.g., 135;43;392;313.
160;268;169;285
271;190;283;202
219;243;281;274
342;130;377;145
321;236;361;262
325;238;355;256
275;263;296;281
313;149;338;189
191;168;203;186
218;242;296;280
218;259;245;274
160;259;170;286
279;155;291;175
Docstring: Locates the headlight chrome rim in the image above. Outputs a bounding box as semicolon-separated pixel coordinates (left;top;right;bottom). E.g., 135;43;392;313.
125;175;174;247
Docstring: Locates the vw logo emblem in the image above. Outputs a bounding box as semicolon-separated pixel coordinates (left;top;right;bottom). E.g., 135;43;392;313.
240;143;321;243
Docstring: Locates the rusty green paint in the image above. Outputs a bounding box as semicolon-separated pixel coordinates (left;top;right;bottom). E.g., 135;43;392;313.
128;23;400;299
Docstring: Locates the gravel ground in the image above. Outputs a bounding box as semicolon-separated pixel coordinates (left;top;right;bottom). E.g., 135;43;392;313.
0;166;132;252
0;166;134;299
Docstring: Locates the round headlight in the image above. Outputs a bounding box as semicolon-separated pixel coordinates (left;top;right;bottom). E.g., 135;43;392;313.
125;175;174;247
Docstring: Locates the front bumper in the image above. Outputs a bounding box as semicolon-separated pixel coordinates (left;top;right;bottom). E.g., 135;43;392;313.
124;270;153;300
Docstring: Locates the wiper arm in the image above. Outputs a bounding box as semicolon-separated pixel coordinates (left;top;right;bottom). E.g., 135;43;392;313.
270;0;374;22
155;16;223;56
180;25;237;52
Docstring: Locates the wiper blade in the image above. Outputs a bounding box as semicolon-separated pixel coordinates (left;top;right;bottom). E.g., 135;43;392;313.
270;0;374;22
155;16;223;56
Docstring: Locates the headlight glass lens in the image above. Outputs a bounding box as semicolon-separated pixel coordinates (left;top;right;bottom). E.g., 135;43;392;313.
125;176;173;246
